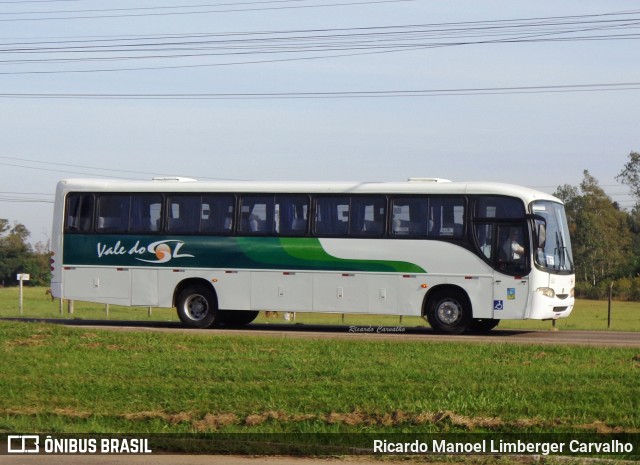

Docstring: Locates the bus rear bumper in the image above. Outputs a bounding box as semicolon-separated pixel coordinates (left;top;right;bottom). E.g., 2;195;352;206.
528;293;575;320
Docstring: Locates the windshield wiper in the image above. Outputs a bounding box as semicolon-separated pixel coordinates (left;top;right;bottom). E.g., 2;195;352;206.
554;231;573;271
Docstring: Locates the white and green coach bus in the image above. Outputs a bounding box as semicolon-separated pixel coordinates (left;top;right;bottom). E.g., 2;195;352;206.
50;177;575;334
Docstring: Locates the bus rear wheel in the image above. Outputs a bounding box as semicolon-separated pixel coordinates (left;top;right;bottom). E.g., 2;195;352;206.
426;290;472;335
176;285;218;328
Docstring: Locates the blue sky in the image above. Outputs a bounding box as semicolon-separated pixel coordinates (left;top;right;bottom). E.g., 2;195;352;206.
0;0;639;244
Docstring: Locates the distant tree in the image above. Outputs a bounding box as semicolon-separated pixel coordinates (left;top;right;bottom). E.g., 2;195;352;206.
616;151;640;203
572;171;632;286
29;240;52;286
615;151;640;276
624;206;640;276
0;219;9;235
0;220;51;286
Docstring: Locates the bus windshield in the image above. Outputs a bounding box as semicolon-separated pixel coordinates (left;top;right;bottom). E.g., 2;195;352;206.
532;200;574;273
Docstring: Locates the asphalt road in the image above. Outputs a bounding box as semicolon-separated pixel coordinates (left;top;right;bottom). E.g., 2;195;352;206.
3;317;640;347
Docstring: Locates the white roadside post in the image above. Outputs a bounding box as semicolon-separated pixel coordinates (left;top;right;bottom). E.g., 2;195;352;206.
16;273;30;315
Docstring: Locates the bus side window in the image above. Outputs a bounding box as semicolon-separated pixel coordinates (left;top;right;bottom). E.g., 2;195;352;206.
350;196;386;237
276;195;308;236
239;195;274;235
475;196;525;219
65;193;94;232
130;195;162;233
429;197;464;238
167;195;200;233
391;198;428;237
201;195;234;234
314;196;349;236
97;195;130;233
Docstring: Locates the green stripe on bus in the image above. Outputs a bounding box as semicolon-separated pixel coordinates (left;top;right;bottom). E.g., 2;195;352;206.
62;235;426;274
239;237;425;273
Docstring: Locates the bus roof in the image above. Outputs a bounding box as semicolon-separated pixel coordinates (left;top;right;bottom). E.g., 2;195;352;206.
56;178;561;204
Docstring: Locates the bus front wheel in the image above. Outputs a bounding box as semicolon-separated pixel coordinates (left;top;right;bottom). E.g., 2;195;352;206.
176;285;218;328
426;290;472;335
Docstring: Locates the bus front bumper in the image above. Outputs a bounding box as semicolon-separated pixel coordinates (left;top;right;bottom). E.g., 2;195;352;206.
528;292;575;320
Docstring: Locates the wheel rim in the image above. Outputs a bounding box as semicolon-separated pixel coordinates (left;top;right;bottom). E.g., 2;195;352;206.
184;294;209;321
436;299;462;326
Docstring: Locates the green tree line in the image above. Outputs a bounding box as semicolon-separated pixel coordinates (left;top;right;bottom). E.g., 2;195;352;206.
559;151;640;300
2;152;640;298
0;219;50;287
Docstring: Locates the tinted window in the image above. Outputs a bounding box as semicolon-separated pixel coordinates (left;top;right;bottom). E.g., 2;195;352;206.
314;196;386;237
97;195;130;232
276;195;309;236
130;195;162;233
472;196;530;276
350;197;386;237
65;193;94;232
201;195;234;234
96;194;161;233
497;224;529;275
167;195;200;233
475;196;525;219
239;195;275;235
429;197;465;237
391;196;464;238
314;196;349;236
167;195;234;234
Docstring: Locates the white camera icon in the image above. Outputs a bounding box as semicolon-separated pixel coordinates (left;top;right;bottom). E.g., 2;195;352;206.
7;435;40;454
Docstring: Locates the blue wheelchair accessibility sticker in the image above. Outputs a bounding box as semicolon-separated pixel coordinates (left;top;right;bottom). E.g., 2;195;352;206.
493;300;504;310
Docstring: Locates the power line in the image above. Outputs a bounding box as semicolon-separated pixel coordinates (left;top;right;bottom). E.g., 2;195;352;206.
0;10;638;74
0;189;54;204
0;0;413;22
0;0;82;3
0;156;249;181
2;8;638;43
2;33;640;64
0;82;638;99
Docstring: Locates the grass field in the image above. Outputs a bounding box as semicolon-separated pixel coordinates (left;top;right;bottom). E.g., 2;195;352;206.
0;319;638;436
1;285;638;463
0;286;638;332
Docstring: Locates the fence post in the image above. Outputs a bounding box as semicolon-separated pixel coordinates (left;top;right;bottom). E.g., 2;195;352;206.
16;273;29;315
608;281;614;329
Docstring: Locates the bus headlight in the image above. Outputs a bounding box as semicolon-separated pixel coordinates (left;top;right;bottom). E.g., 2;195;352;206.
536;287;556;298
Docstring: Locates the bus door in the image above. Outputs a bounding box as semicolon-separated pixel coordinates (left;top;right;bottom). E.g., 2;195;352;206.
492;223;530;319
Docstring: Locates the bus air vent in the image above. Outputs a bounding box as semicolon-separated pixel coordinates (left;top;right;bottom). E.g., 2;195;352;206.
407;178;452;183
152;177;198;182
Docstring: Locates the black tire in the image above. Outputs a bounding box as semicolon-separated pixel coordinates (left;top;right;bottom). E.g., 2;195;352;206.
426;290;472;334
218;310;259;327
176;285;218;328
468;318;500;333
